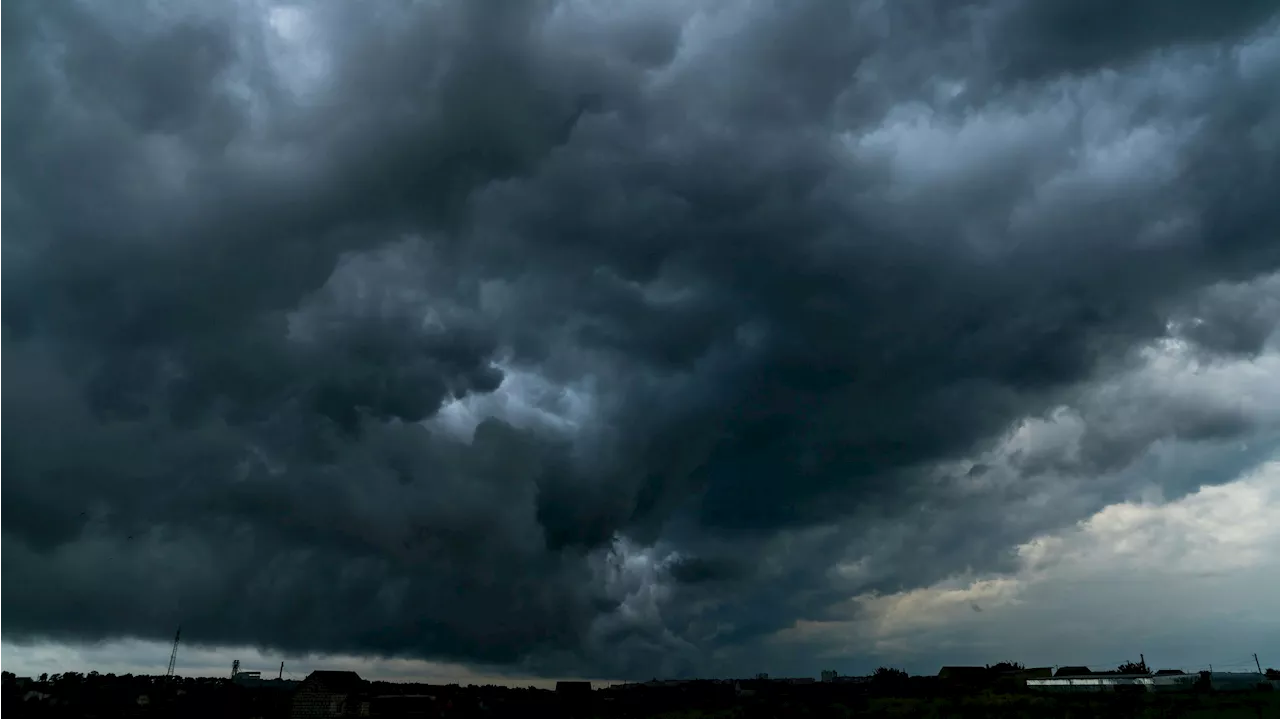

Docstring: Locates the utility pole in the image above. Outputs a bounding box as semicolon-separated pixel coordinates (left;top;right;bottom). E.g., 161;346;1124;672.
1255;654;1263;674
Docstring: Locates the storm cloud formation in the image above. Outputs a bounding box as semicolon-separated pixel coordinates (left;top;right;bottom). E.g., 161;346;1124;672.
4;0;1280;678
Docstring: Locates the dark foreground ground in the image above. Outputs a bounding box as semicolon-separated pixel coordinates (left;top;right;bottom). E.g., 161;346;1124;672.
595;689;1274;719
5;675;1279;718
678;692;1280;718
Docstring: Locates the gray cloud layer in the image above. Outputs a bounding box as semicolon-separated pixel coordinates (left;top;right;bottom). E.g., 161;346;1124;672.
4;0;1279;678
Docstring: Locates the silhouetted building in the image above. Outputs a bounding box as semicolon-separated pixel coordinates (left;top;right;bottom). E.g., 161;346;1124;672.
555;681;592;695
236;674;300;690
1055;666;1093;677
290;670;368;718
1029;673;1210;693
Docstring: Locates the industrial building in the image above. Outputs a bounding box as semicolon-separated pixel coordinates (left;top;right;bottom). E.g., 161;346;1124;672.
1027;672;1274;693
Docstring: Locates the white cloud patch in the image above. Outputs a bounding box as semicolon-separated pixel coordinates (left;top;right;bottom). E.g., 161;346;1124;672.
779;459;1280;673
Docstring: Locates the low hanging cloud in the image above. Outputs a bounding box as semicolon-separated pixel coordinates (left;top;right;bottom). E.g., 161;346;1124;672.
3;0;1280;679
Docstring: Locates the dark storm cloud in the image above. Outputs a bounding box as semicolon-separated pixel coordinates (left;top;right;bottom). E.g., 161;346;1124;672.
3;0;1279;678
995;0;1280;81
1171;275;1280;357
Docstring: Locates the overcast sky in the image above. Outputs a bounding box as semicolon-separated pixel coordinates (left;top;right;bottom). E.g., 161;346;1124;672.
4;0;1280;683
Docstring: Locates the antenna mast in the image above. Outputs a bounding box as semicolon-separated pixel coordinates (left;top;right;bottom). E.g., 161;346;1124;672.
165;627;181;678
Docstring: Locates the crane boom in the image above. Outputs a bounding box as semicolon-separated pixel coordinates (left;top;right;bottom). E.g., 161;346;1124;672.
165;627;181;678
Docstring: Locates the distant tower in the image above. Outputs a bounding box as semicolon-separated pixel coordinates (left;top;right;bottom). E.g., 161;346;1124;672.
165;627;181;678
231;660;240;679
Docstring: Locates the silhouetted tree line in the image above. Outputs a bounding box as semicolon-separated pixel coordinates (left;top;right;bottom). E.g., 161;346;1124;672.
1116;659;1150;675
871;667;908;683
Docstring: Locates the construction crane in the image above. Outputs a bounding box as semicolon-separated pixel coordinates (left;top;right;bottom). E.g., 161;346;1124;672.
165;627;181;678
